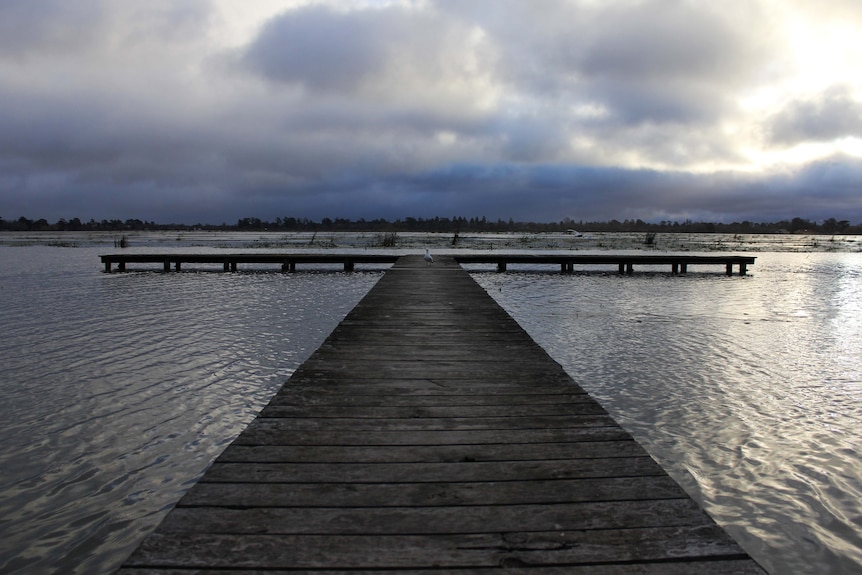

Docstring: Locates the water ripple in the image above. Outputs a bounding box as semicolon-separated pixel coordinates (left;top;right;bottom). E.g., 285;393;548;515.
475;253;862;575
0;247;381;574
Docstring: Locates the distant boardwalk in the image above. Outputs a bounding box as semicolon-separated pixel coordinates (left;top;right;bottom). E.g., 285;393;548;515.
100;252;756;275
117;255;765;574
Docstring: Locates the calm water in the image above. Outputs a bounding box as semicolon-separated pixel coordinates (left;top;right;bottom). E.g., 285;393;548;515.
0;233;860;574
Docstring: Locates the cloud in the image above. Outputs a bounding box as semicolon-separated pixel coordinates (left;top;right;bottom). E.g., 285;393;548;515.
767;86;862;145
1;0;861;225
238;4;492;105
240;6;389;92
0;0;108;57
0;0;212;59
444;0;769;123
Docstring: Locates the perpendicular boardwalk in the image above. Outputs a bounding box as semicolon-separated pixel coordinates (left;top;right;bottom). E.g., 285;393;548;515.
117;255;766;574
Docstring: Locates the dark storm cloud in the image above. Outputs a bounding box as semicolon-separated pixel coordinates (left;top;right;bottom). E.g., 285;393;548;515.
240;6;389;92
215;154;862;225
239;3;481;98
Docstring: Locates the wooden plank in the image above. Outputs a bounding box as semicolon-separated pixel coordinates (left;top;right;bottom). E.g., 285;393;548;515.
181;475;687;508
119;561;766;575
157;499;715;535
236;416;620;443
216;440;650;463
117;255;765;573
120;528;754;571
232;425;634;446
258;402;607;418
238;414;615;432
265;392;592;407
197;457;666;484
179;476;688;507
284;373;578;386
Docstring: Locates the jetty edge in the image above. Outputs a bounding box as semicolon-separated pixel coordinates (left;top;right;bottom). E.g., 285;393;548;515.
116;255;766;574
100;252;756;275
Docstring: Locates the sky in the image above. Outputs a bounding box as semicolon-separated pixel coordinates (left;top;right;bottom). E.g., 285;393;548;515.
1;0;861;225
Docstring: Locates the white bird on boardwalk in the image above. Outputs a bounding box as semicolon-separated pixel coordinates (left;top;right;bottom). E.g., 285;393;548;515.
424;248;434;264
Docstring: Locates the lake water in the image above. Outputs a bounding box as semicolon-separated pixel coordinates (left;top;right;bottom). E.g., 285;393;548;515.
0;231;860;574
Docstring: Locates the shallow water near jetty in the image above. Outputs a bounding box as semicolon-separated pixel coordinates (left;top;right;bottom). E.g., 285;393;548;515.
0;246;382;574
0;232;860;574
473;252;862;575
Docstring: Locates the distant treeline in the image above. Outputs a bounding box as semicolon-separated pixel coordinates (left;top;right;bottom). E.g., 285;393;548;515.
2;215;860;235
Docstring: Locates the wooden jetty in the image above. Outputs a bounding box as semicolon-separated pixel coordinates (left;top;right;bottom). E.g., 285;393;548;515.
99;253;400;273
455;254;755;275
116;255;765;574
100;252;756;275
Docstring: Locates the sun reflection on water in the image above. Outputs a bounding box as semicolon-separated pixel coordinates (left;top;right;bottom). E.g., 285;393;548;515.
475;252;862;574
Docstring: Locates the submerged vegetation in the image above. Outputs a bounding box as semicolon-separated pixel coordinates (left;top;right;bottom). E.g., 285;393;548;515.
377;231;398;247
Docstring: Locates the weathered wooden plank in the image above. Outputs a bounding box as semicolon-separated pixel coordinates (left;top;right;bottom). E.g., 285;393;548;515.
283;374;578;388
179;476;688;508
158;499;712;535
217;439;650;463
310;348;555;362
233;425;631;446
241;414;614;432
317;338;546;349
118;561;766;575
259;402;607;418
343;319;519;326
199;457;666;484
266;392;591;407
121;527;752;570
301;363;572;379
325;325;529;337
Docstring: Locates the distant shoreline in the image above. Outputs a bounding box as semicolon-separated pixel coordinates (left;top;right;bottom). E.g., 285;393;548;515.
1;230;860;254
3;215;860;236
